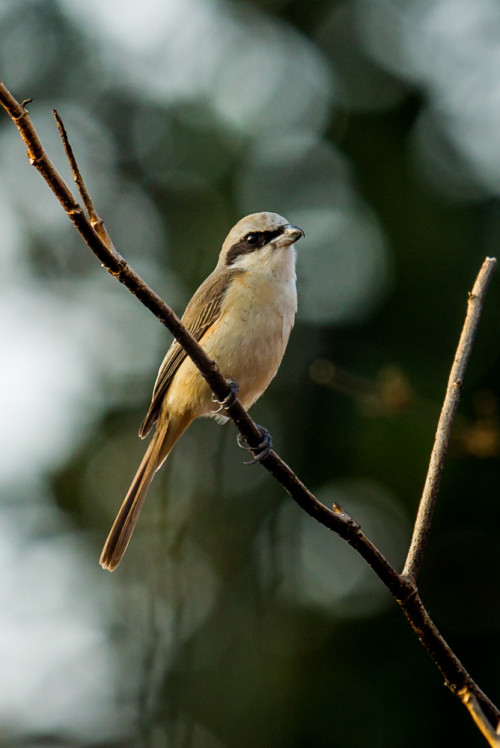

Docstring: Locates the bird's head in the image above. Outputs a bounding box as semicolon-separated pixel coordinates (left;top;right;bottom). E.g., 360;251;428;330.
218;212;304;270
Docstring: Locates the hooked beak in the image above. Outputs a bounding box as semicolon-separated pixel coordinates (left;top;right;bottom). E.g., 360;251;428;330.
276;224;305;248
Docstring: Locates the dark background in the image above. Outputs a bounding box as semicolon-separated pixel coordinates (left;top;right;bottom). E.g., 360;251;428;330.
1;0;500;745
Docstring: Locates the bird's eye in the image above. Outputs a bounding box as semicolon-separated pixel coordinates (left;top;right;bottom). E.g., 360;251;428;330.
245;233;259;246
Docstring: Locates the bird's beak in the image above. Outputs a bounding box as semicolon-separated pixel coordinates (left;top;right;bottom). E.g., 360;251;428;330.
276;224;305;248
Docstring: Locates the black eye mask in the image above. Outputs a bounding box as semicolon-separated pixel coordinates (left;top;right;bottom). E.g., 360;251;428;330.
225;227;285;266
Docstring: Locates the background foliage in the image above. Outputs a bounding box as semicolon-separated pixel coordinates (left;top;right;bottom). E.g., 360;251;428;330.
1;0;500;745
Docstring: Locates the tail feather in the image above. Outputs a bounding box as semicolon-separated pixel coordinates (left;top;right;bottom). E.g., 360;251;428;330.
99;413;194;571
99;434;163;571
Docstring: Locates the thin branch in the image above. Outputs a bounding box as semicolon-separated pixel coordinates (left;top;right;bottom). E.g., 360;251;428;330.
1;80;499;742
459;687;500;747
403;257;497;581
53;108;114;249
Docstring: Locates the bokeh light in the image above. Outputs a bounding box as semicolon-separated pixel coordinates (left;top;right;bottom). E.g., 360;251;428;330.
2;0;500;745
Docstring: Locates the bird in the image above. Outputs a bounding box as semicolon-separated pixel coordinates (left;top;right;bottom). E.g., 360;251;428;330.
99;212;304;571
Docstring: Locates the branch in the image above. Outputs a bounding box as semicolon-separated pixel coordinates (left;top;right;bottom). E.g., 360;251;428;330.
459;687;500;747
1;80;499;742
403;257;497;581
53;108;114;249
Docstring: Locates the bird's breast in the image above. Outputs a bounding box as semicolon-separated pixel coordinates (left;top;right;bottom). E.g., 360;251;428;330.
209;268;297;409
165;260;297;417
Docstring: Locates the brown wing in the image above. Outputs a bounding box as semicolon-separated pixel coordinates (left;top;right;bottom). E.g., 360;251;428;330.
139;267;241;437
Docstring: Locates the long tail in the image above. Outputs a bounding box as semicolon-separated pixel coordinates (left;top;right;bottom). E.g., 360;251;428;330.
99;414;192;571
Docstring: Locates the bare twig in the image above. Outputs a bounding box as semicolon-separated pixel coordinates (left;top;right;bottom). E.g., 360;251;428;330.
53;108;114;249
403;257;497;581
1;80;499;742
459;687;500;747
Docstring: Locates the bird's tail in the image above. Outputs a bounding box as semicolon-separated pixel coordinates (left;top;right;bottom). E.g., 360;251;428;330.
99;414;192;571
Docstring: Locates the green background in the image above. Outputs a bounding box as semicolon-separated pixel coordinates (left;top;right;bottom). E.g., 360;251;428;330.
1;0;500;745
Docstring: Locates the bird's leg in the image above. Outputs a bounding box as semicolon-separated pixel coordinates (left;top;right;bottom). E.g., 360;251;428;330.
211;378;239;413
237;425;273;464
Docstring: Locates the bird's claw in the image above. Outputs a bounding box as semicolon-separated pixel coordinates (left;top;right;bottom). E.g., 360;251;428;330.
211;378;239;413
237;425;273;464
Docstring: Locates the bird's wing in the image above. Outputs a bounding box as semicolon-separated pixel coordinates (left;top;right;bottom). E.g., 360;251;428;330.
139;267;242;437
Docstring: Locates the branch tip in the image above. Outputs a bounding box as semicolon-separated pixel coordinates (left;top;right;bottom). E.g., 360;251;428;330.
459;687;500;747
403;256;496;582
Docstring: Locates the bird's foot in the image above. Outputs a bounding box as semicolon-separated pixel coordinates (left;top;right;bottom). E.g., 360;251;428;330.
211;378;239;413
237;425;273;464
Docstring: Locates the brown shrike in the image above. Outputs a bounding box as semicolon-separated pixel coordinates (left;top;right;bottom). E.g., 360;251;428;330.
100;212;304;571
